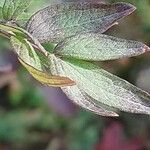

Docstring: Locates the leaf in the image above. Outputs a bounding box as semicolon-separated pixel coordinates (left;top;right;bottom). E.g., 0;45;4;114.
10;35;45;70
0;24;26;37
16;12;32;26
54;33;150;61
61;85;119;117
19;59;75;87
49;55;150;116
26;2;136;43
2;0;31;20
10;35;75;87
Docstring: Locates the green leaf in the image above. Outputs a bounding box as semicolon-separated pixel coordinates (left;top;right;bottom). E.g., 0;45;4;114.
54;33;150;61
26;2;136;43
10;35;45;70
16;12;32;26
2;0;31;20
49;55;150;116
61;85;119;117
10;35;75;87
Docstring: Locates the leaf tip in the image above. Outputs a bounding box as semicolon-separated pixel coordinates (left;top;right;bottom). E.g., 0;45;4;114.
144;45;150;52
101;111;119;117
61;77;76;87
115;2;136;16
110;112;119;117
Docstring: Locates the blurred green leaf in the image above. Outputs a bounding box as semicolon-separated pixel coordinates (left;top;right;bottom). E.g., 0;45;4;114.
0;110;41;141
138;0;150;30
0;109;68;142
0;0;5;7
68;111;101;150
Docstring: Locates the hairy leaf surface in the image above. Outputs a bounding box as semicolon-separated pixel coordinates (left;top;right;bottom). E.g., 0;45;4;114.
26;2;136;43
2;0;31;20
54;33;150;61
49;55;150;116
61;85;119;116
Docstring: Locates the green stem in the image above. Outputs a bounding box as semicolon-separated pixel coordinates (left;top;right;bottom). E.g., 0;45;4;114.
0;24;48;56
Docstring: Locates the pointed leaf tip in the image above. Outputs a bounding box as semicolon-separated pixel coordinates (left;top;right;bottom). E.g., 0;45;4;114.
50;55;150;116
27;2;137;43
19;58;76;87
115;2;136;15
144;45;150;52
54;33;148;61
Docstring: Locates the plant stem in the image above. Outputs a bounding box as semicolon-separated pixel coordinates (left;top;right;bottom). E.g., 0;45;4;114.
0;30;47;56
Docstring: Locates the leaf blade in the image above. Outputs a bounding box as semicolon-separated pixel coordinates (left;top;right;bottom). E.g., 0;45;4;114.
19;59;75;87
62;85;119;116
54;33;150;61
50;55;150;116
26;2;136;43
2;0;31;20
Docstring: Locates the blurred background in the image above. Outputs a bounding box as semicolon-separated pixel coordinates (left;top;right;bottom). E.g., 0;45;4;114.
0;0;150;149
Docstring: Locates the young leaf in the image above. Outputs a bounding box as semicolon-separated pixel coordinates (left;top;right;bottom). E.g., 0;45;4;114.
10;36;75;87
10;35;45;70
26;2;136;43
54;33;150;61
0;24;48;54
2;0;31;20
49;55;150;116
19;59;75;87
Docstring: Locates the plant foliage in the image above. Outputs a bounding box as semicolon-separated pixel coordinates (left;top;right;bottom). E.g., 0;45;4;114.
0;0;150;116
